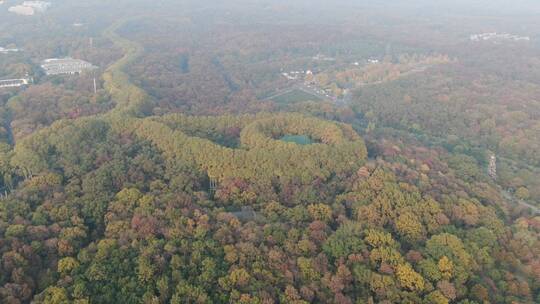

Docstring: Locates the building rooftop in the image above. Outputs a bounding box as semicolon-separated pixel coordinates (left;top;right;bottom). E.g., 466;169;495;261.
0;78;30;88
8;1;50;16
23;1;51;11
0;47;20;54
41;58;97;76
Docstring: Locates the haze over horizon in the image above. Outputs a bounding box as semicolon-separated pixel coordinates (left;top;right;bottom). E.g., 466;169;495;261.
0;1;538;303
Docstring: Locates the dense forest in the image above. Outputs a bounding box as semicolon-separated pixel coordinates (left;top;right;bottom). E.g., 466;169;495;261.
0;0;538;303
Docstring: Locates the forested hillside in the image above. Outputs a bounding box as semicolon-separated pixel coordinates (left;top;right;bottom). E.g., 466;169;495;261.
0;1;538;303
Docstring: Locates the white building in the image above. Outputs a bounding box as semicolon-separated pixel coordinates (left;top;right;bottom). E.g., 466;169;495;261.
8;5;34;15
8;1;50;16
0;78;30;89
22;1;51;12
470;32;530;42
41;58;97;76
0;47;20;54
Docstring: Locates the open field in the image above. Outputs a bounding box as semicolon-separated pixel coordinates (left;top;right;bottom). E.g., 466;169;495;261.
270;88;322;104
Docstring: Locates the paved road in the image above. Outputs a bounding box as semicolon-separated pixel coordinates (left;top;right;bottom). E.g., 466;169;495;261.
296;84;334;102
501;188;540;214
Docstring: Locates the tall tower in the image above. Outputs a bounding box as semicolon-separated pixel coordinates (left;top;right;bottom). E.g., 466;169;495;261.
488;153;497;179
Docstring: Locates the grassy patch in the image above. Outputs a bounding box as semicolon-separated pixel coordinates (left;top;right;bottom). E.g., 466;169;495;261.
271;89;322;104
